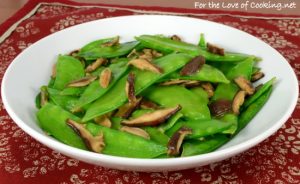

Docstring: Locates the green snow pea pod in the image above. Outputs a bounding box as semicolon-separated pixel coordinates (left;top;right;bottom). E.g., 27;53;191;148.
243;77;275;108
60;87;86;96
86;123;167;158
79;36;118;53
168;64;229;83
238;86;273;131
226;57;255;80
53;55;85;90
37;103;87;149
144;85;211;120
78;41;139;60
74;60;128;110
48;77;55;88
135;35;249;62
158;112;183;133
220;113;238;134
190;87;209;105
82;53;193;122
166;119;235;139
47;88;79;112
143;127;170;146
198;33;206;49
181;134;229;157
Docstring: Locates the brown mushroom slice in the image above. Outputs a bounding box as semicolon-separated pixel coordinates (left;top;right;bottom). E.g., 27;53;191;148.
125;72;137;104
127;49;139;58
120;126;150;139
207;42;225;56
85;58;106;73
114;97;142;118
66;119;105;153
99;68;112;88
201;82;214;98
69;49;79;57
209;99;232;118
140;99;160;110
51;64;56;78
232;90;246;115
128;58;163;74
234;76;255;95
67;75;97;87
40;87;48;107
180;55;205;76
151;50;163;58
121;105;181;126
160;79;201;87
170;35;182;41
102;36;119;47
94;115;112;128
167;127;192;156
251;71;265;82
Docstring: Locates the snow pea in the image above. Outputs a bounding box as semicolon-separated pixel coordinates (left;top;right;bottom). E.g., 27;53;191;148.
82;53;193;122
198;33;206;49
238;86;273;131
37;103;87;149
85;123;167;158
60;87;85;96
220;113;238;134
167;64;229;83
47;88;79;112
166;119;235;139
190;87;209;105
144;85;211;120
53;55;85;90
226;57;255;80
243;77;275;108
181;134;229;157
78;41;139;60
135;35;249;62
158;112;183;133
74;60;128;110
79;36;118;53
143;127;170;146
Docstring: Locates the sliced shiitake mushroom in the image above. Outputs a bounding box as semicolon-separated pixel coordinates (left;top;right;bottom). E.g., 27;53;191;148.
201;82;214;98
167;127;192;156
51;64;56;78
140;99;160;110
40;86;48;107
94;115;112;128
67;76;97;87
209;99;232;118
160;79;200;87
120;126;150;139
69;49;79;57
66;119;105;153
234;76;255;95
85;58;106;73
170;35;181;41
207;42;225;56
121;105;182;126
125;72;137;104
128;58;163;74
127;49;139;58
232;90;246;115
114;97;142;118
99;68;112;88
102;36;119;47
251;71;265;82
180;55;205;76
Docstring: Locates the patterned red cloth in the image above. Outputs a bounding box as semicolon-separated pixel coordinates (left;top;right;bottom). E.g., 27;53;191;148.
1;0;300;183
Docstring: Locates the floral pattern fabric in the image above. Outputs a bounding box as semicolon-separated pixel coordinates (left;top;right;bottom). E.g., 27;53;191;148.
0;2;300;184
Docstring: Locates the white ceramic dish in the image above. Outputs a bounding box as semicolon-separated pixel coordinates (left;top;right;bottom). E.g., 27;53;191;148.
1;15;298;172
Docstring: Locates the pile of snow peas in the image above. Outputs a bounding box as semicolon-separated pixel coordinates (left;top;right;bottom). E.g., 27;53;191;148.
36;34;275;158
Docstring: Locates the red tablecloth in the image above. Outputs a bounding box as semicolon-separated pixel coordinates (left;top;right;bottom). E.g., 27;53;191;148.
1;0;300;183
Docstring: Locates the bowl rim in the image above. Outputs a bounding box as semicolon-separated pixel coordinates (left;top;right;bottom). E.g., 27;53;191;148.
1;14;298;169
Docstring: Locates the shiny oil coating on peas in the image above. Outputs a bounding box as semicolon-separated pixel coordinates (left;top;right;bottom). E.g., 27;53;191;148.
36;34;275;158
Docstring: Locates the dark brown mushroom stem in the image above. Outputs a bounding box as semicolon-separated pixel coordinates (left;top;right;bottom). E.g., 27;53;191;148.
167;127;192;156
125;72;137;104
170;35;182;41
207;42;225;56
232;90;246;115
209;99;232;118
128;58;163;74
234;76;255;95
67;76;97;87
66;119;105;153
121;105;182;126
114;97;142;118
180;55;205;76
140;99;160;110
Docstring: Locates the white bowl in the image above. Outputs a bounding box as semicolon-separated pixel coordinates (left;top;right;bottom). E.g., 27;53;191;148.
1;15;298;171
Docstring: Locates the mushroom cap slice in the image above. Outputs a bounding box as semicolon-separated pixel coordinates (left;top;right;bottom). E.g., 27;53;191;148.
180;55;205;76
232;90;246;115
120;126;150;139
234;76;255;95
67;75;97;87
121;105;182;126
66;119;105;153
128;58;163;74
167;127;192;156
